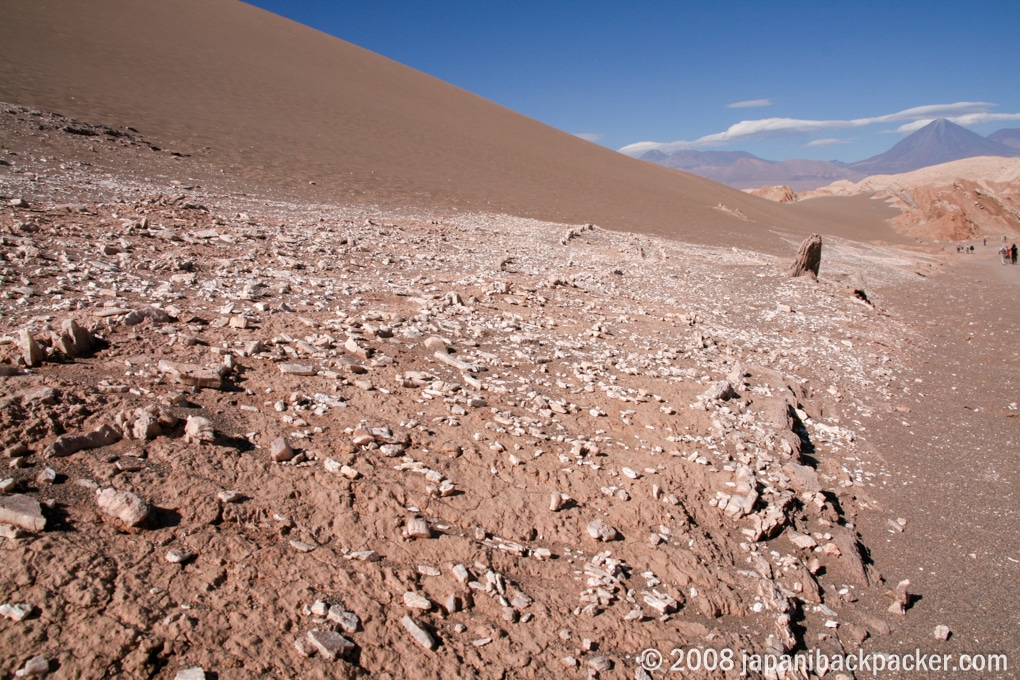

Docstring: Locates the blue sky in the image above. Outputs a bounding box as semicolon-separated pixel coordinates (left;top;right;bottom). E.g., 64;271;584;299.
245;1;1020;162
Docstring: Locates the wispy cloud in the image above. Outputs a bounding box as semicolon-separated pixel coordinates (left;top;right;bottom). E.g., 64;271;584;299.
804;138;852;147
728;99;773;109
890;112;1020;134
573;132;603;142
619;102;1013;156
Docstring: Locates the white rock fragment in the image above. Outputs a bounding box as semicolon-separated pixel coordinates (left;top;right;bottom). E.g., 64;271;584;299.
279;364;317;376
217;490;242;503
933;624;951;640
174;668;206;680
403;591;432;610
452;564;470;584
0;494;46;533
166;548;193;564
15;655;50;677
17;329;44;368
0;603;35;621
184;416;215;444
587;518;619;542
401;614;436;651
327;606;360;633
307;629;355;660
270;436;294;462
96;488;151;527
404;517;431;539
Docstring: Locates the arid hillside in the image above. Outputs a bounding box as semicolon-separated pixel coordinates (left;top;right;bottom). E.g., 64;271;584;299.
0;0;899;251
747;156;1020;242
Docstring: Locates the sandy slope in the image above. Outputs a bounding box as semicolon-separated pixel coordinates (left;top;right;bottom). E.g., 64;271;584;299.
0;0;900;251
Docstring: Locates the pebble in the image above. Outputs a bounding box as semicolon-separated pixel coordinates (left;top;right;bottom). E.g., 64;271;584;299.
307;629;355;660
217;490;243;503
405;517;431;539
15;656;49;677
327;606;359;633
0;603;35;621
174;668;206;680
166;548;193;564
549;492;567;512
270;436;294;462
279;364;317;376
401;614;436;651
403;591;432;610
586;518;619;542
183;416;215;444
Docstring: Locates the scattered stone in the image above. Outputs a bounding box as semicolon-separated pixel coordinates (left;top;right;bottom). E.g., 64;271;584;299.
96;487;151;527
549;492;567;512
16;329;44;368
279;363;317;376
0;603;35;621
307;629;355;660
0;494;46;532
44;422;122;458
184;416;215;444
403;591;432;610
270;436;295;462
327;606;359;633
933;624;951;640
405;517;431;539
587;518;619;542
400;614;436;651
173;669;206;680
14;656;49;677
158;360;224;389
51;318;96;357
123;306;174;326
217;490;243;503
699;380;737;402
166;548;194;564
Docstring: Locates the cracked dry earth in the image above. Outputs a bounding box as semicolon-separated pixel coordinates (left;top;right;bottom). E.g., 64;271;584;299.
0;104;966;679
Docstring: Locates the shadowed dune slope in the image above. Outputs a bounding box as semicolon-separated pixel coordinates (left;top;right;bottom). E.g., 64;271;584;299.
0;0;888;250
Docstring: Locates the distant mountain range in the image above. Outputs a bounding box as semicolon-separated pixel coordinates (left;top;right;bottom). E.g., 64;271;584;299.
639;119;1020;190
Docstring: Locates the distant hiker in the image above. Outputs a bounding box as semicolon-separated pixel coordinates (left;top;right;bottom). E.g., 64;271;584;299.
1000;246;1009;264
983;237;987;246
1012;243;1018;265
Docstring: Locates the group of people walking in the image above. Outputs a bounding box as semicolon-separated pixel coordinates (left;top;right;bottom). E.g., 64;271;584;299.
960;237;1018;264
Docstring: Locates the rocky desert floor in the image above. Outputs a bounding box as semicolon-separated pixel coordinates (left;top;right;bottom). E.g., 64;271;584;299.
0;104;1017;679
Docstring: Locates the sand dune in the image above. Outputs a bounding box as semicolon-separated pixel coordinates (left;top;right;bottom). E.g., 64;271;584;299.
0;0;897;251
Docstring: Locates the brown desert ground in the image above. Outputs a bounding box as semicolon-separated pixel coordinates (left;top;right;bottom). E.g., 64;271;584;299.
0;2;1018;679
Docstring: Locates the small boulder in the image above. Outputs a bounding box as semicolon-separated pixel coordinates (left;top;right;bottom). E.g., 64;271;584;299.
96;487;151;527
0;494;46;533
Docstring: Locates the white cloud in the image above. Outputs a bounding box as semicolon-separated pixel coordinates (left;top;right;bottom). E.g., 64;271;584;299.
804;138;852;147
573;132;603;142
728;99;773;109
618;102;1013;156
889;112;1020;134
